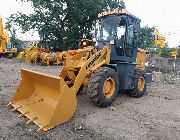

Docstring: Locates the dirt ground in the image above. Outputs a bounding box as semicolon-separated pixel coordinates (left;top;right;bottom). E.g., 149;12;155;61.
0;58;180;140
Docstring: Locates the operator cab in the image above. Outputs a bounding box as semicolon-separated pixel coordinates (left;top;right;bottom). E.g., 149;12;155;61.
97;10;141;63
6;42;13;50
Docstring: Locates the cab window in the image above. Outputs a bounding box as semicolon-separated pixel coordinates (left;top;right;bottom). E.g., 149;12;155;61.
127;24;134;46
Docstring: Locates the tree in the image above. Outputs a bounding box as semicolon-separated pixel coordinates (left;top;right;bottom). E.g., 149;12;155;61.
177;48;180;58
11;38;23;52
159;47;171;58
7;0;125;50
9;28;23;52
138;26;155;50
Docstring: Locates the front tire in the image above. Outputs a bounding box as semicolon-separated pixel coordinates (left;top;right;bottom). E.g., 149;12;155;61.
87;67;119;107
8;53;13;59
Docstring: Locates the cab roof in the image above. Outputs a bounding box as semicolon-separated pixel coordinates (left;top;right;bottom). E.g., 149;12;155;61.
98;9;141;22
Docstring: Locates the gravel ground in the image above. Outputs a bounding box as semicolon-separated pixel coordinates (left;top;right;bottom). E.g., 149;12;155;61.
0;58;180;140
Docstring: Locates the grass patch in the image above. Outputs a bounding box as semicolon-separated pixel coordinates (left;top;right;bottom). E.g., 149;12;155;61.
161;74;180;85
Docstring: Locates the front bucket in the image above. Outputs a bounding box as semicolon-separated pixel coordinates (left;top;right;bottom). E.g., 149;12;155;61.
10;69;77;131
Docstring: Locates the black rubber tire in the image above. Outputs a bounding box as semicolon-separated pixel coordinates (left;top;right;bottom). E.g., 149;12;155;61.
77;85;84;95
13;53;17;57
49;61;54;66
52;59;56;66
87;67;119;107
128;71;146;98
8;53;13;59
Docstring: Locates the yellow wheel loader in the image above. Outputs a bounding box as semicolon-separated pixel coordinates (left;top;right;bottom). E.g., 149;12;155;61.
39;39;94;66
40;52;59;66
17;44;37;62
30;47;50;64
9;9;149;131
54;52;63;65
17;43;50;64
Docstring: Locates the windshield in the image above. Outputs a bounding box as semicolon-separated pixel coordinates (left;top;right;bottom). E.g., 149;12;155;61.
98;16;126;41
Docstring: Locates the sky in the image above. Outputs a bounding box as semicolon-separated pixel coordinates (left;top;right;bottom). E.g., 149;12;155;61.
0;0;38;40
125;0;180;47
0;0;180;47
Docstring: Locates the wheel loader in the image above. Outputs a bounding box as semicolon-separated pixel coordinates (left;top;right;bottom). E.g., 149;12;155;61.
40;52;56;66
8;9;149;131
39;39;94;66
17;43;50;63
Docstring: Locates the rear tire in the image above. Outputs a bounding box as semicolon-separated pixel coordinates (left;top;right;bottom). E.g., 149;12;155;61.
127;71;146;98
13;53;17;57
87;67;119;107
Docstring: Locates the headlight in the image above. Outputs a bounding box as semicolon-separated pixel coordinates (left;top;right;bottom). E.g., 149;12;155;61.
83;41;87;46
110;40;115;45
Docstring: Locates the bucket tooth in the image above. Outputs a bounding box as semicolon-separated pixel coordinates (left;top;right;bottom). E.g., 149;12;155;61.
6;102;13;107
37;125;48;132
12;106;22;111
18;111;29;118
26;117;38;124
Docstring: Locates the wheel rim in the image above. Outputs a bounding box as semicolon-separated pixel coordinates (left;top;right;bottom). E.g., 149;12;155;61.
103;77;115;98
138;76;145;92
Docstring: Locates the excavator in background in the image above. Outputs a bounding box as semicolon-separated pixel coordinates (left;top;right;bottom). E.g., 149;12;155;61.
0;16;17;58
9;9;149;131
154;29;165;48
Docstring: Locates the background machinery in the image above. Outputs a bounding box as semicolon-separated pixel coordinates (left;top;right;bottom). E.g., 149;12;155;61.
40;39;94;66
0;16;17;58
17;43;50;64
154;29;165;48
170;51;178;58
17;39;93;66
9;9;148;131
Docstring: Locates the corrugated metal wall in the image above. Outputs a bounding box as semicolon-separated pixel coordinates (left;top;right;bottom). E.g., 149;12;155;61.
149;57;180;71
